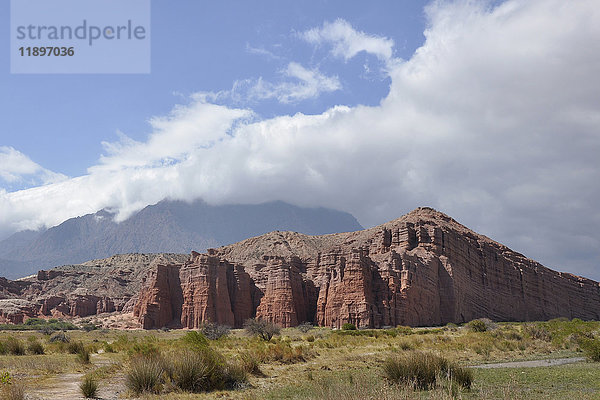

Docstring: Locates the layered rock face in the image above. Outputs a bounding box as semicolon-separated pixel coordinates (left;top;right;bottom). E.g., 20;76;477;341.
133;208;600;329
0;253;188;324
1;208;598;328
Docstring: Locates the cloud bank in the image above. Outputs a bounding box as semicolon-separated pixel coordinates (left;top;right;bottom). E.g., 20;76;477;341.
1;0;599;278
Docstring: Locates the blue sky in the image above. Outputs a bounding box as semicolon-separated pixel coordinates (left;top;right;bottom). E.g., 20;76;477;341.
1;0;600;280
1;1;425;180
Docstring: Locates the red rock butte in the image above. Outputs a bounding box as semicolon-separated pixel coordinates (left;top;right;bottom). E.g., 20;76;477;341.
132;207;600;329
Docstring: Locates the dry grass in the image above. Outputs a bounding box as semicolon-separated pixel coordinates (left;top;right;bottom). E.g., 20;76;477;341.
1;319;599;399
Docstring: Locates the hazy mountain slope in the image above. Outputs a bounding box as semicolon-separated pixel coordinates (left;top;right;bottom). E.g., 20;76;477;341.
0;200;362;279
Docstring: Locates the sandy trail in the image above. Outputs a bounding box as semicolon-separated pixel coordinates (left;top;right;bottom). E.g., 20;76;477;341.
27;353;125;400
470;357;586;369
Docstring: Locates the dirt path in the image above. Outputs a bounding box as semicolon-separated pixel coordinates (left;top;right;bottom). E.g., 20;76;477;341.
470;357;586;369
27;353;125;400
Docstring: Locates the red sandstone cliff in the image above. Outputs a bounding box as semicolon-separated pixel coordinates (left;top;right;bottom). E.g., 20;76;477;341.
132;208;600;329
1;209;598;329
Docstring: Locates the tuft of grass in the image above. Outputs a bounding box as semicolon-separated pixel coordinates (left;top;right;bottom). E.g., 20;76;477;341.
27;340;44;355
239;351;261;375
67;341;85;354
383;351;472;390
342;323;357;331
5;338;25;356
77;346;91;364
126;355;165;395
0;382;25;400
165;350;213;392
79;375;99;398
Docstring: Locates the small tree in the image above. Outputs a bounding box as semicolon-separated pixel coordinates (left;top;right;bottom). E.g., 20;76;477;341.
200;322;231;340
342;323;357;331
244;318;280;341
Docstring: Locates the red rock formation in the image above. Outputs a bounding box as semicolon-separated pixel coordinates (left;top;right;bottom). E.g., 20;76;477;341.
2;208;599;330
255;256;310;327
133;263;183;329
134;207;600;329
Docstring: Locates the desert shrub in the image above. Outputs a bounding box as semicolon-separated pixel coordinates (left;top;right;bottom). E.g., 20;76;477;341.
38;326;54;335
67;341;85;354
579;338;600;361
166;350;213;392
126;355;165;395
129;342;160;357
79;375;98;398
27;340;44;355
304;335;315;342
398;339;414;350
182;331;209;351
244;318;280;341
383;351;471;390
467;319;488;332
396;326;414;335
164;347;247;393
0;382;25;400
5;338;25;356
251;341;313;364
81;323;98;332
103;342;115;353
77;346;91;364
239;351;261;375
49;331;70;343
223;362;248;389
297;322;314;333
200;322;230;340
523;324;552;342
342;323;357;331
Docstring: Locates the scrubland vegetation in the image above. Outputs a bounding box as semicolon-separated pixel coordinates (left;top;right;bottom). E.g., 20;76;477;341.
0;317;599;399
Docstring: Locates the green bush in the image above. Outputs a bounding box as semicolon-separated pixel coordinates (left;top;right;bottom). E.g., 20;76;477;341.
342;323;357;331
182;331;209;350
467;319;487;332
579;338;600;361
383;351;472;390
79;375;98;398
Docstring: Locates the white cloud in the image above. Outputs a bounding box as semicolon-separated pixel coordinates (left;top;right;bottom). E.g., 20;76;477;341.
0;146;67;187
213;62;341;105
1;2;600;279
301;19;395;62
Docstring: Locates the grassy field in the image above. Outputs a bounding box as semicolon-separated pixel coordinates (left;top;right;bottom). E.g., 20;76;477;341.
0;318;599;399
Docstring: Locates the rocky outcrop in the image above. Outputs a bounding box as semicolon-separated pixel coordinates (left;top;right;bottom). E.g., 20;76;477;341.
132;207;600;329
0;253;188;325
2;208;599;329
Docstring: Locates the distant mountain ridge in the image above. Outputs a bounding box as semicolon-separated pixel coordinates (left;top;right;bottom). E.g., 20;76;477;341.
0;200;363;279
